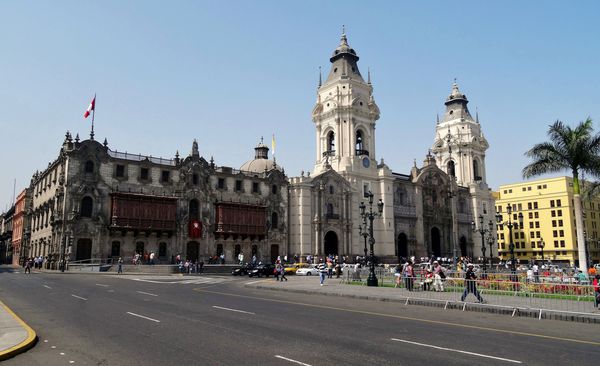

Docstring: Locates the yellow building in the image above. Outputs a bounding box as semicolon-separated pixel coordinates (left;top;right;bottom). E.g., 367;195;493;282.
494;176;600;266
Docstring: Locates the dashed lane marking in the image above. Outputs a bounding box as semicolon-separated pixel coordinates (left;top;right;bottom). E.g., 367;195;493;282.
136;291;158;297
43;285;52;289
212;306;255;315
391;338;521;363
71;294;87;301
126;311;160;323
275;355;312;366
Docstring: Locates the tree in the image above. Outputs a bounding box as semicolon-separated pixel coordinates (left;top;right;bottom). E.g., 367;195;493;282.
522;118;600;273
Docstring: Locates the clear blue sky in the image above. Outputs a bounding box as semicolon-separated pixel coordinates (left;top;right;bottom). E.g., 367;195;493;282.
1;1;599;211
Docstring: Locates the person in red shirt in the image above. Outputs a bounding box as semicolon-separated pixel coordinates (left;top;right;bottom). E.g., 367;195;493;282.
593;274;600;309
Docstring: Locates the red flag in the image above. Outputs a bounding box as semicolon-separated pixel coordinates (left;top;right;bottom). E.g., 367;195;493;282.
189;220;202;238
84;96;95;118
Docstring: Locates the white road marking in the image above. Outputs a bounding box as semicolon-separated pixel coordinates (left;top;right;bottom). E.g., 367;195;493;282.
244;280;265;285
69;361;75;364
136;291;158;297
43;285;52;289
390;338;522;363
71;294;87;301
60;352;65;355
51;346;56;349
126;311;160;323
274;355;312;366
95;284;109;287
212;306;255;315
107;289;115;293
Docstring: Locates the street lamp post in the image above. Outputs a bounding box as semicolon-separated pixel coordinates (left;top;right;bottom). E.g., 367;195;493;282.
359;191;384;287
487;234;495;269
471;215;494;275
358;222;368;265
496;204;523;281
539;238;545;268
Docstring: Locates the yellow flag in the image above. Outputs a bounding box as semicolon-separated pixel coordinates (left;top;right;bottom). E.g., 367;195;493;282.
271;134;276;156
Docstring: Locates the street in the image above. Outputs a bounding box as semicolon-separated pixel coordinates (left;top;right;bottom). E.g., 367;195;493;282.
0;266;598;366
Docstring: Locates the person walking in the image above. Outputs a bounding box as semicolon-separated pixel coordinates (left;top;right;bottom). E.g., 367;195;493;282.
279;264;288;282
318;262;327;286
404;261;414;291
117;257;123;274
461;263;485;303
432;261;445;292
24;258;32;274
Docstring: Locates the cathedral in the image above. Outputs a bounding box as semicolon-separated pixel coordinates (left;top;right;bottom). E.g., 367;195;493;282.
19;32;495;267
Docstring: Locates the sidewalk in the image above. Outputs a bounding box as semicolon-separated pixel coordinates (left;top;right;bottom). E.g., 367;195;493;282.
0;299;37;361
244;275;600;323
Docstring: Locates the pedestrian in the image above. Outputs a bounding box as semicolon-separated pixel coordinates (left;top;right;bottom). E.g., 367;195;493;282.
274;264;280;281
404;260;414;291
117;257;123;274
327;260;333;278
593;274;600;309
433;261;445;292
318;262;327;286
150;252;155;265
199;258;204;274
24;258;32;274
394;264;402;288
461;263;485;303
279;264;288;282
532;263;539;282
220;253;225;264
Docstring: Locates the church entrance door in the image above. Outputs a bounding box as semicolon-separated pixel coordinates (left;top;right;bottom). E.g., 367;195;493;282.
187;241;199;262
324;231;338;256
397;233;408;261
431;227;441;258
76;239;92;261
460;236;467;257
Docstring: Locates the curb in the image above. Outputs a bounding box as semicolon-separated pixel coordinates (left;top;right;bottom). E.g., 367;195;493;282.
0;300;38;361
246;283;600;324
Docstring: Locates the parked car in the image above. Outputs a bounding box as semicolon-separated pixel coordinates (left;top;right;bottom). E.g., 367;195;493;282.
231;264;253;276
296;266;319;276
284;262;309;275
248;263;275;278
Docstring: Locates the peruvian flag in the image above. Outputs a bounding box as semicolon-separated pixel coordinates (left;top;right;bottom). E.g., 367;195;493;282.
84;95;95;118
189;220;202;238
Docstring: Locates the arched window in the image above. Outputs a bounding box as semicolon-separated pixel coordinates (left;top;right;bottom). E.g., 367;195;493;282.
329;185;334;194
80;196;93;218
85;160;94;173
447;160;456;177
271;212;279;229
473;160;481;180
272;185;278;195
327;131;335;153
326;203;334;216
189;199;199;220
356;130;363;150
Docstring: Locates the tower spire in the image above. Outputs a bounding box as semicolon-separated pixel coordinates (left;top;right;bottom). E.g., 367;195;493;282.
318;66;322;87
367;67;371;84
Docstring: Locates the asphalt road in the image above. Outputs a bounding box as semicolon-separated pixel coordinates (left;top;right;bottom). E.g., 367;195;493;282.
0;266;598;366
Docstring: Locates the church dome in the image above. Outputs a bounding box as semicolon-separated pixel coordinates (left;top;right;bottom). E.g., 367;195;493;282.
239;138;282;173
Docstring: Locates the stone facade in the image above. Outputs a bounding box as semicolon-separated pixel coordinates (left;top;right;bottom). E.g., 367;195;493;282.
17;32;495;266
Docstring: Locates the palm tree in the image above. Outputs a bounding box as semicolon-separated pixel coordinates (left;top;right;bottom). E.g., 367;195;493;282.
522;118;600;273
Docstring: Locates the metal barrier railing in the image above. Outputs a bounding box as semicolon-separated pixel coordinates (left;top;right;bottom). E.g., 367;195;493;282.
340;267;600;316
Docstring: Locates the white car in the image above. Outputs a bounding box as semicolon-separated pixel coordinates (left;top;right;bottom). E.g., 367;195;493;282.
296;266;319;276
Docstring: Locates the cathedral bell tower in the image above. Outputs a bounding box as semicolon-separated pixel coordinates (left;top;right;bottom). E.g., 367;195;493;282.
312;31;381;175
431;82;496;246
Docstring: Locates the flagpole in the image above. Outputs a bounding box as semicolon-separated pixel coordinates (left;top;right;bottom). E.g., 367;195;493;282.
90;94;96;140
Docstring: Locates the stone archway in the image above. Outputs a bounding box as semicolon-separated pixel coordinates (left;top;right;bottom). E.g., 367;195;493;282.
459;236;468;257
324;231;338;256
186;241;199;262
76;239;92;261
397;233;408;261
431;227;441;258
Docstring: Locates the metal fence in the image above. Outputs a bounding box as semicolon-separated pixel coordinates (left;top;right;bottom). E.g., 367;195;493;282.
341;267;600;317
